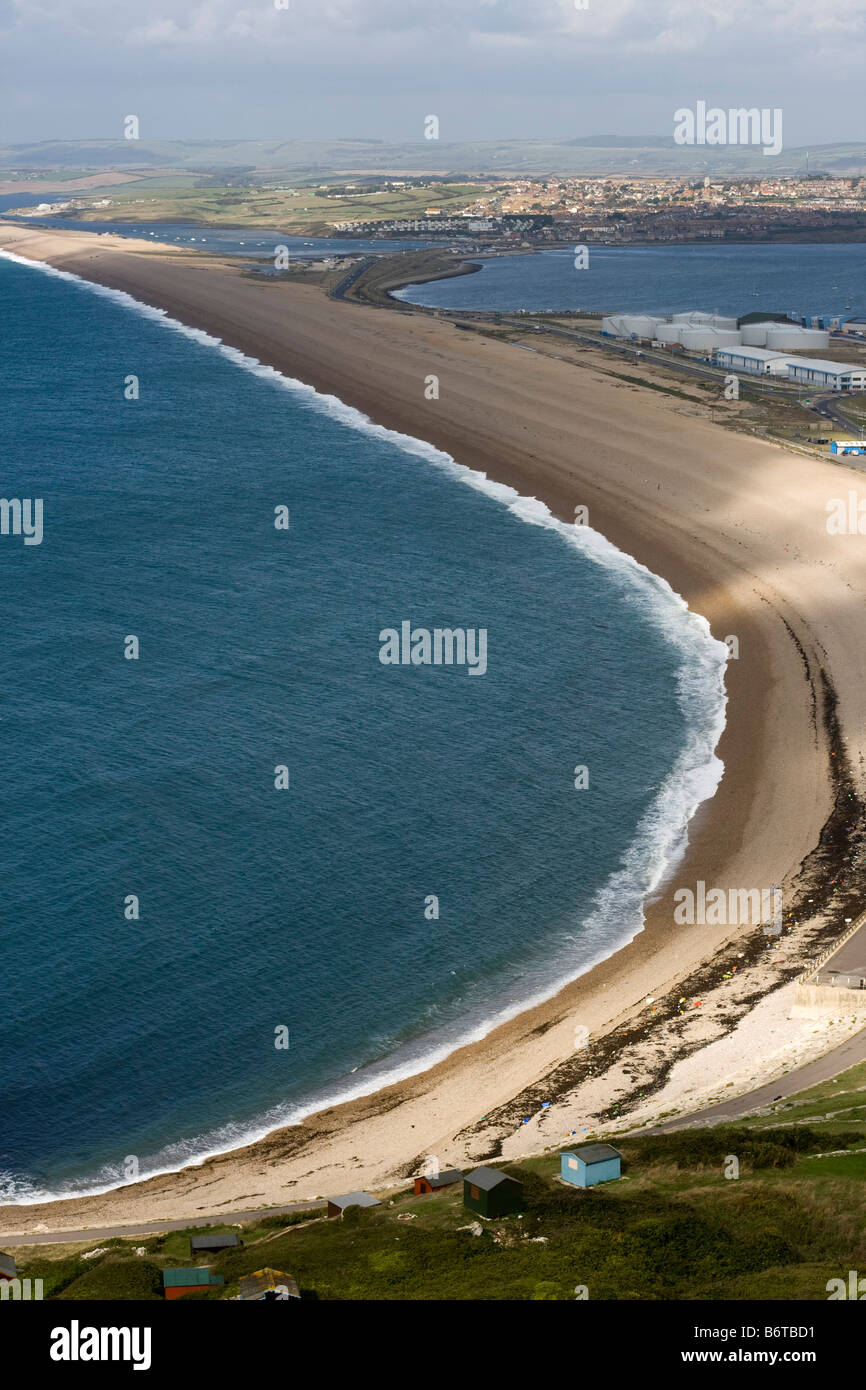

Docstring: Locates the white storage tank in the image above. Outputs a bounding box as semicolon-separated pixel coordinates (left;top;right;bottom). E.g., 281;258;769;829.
603;314;655;338
613;314;666;339
765;325;830;351
679;327;742;352
740;321;772;346
655;322;685;344
673;311;737;330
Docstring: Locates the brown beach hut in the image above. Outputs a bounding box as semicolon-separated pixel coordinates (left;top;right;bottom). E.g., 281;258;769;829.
414;1169;463;1196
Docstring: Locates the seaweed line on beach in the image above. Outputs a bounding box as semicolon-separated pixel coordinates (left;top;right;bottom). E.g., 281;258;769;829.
440;625;866;1168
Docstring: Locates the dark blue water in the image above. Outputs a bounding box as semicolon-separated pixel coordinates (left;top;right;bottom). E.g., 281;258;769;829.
0;253;725;1201
394;243;866;322
0;194;72;214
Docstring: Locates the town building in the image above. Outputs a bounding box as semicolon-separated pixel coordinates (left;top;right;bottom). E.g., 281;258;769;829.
783;358;866;391
714;346;794;375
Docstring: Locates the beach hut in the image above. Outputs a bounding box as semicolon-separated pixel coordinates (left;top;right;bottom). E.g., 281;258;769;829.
189;1232;241;1255
463;1167;523;1219
162;1268;225;1300
414;1168;463;1196
238;1267;300;1301
326;1191;381;1219
560;1143;622;1188
0;1252;16;1281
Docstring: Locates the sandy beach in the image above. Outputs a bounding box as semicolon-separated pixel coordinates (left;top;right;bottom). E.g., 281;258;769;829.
2;221;865;1237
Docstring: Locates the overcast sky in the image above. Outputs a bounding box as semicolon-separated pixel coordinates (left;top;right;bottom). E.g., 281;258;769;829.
0;0;863;147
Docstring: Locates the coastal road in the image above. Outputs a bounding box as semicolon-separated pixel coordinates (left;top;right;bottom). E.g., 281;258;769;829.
639;1023;866;1135
0;1199;328;1247
807;390;866;443
330;255;375;300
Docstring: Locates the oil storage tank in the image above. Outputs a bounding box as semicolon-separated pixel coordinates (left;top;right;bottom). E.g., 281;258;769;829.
740;320;774;346
655;322;686;344
678;326;742;352
765;324;830;351
605;314;666;339
672;312;738;330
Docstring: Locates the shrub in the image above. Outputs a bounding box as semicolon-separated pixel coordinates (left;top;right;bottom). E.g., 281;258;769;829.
53;1258;164;1301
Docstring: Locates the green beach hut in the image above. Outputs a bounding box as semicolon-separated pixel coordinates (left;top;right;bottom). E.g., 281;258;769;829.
463;1166;523;1219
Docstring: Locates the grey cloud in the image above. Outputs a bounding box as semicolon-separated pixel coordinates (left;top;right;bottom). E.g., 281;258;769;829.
0;0;861;143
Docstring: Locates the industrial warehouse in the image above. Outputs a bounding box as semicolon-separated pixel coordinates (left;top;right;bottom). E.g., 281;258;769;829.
601;311;866;390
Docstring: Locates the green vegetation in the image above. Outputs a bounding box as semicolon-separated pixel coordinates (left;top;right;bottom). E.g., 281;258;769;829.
11;1064;866;1301
53;1257;164;1302
43;181;485;235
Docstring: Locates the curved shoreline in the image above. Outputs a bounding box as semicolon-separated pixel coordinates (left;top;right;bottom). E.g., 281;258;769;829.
1;221;864;1233
0;244;728;1206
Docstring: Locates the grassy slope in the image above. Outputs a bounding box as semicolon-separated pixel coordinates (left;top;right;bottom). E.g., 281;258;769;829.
48;183;485;234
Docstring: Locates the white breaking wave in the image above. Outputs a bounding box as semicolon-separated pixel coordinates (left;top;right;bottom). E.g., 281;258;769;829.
0;249;728;1204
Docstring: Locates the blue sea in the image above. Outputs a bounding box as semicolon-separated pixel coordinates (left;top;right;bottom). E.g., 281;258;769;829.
0;250;727;1202
393;242;866;322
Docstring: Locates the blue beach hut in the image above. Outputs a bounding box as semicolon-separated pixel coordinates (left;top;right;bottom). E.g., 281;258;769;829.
561;1143;621;1188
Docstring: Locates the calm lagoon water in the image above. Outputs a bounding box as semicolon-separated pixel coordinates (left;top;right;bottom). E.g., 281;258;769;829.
394;242;866;321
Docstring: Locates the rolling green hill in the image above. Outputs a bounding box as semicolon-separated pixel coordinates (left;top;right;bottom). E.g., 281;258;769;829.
2;138;865;178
